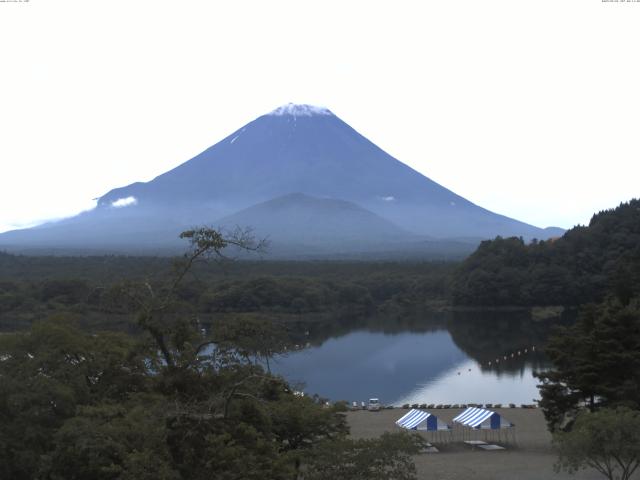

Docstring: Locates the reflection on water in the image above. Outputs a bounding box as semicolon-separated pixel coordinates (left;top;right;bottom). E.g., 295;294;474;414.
395;359;542;406
271;330;468;405
270;311;562;405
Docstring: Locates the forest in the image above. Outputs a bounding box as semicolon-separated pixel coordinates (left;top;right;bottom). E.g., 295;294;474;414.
0;228;429;480
2;200;640;478
451;199;640;307
0;252;454;335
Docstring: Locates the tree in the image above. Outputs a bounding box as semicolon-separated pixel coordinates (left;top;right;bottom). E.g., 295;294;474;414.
212;315;289;372
536;300;640;431
301;431;425;480
112;227;374;478
42;398;180;480
0;317;148;480
119;226;266;372
555;407;640;480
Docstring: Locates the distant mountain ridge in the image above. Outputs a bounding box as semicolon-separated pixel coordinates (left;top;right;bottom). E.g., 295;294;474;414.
0;103;564;257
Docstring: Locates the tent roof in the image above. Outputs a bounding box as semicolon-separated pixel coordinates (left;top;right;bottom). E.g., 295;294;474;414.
396;409;432;429
453;407;499;428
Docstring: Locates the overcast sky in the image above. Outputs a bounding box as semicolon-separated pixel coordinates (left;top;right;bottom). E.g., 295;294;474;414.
1;0;639;233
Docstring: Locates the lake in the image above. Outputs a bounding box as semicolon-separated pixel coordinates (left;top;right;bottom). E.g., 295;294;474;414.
269;311;556;406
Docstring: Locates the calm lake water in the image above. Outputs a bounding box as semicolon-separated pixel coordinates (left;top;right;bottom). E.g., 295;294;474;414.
269;312;555;406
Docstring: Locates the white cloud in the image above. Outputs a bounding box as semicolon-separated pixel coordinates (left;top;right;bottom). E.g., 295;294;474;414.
380;196;395;202
111;196;138;208
0;221;36;233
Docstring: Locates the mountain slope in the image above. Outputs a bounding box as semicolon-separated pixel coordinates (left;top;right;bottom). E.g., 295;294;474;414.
96;104;560;238
0;104;563;255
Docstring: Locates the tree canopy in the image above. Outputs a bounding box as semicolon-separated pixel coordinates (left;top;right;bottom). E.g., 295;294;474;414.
452;199;640;307
0;228;423;479
536;299;640;432
554;407;640;480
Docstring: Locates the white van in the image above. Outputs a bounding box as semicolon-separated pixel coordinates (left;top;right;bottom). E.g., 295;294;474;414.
367;398;381;411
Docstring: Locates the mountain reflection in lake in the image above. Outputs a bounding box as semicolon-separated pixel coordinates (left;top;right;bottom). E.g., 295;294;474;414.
269;311;558;406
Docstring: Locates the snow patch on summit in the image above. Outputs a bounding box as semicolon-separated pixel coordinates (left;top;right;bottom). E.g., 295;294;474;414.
268;103;332;117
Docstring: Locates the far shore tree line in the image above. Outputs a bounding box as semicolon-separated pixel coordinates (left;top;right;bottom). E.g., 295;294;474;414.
0;252;452;334
452;200;640;307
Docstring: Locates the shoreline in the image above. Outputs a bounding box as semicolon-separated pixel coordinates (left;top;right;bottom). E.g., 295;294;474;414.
349;402;539;410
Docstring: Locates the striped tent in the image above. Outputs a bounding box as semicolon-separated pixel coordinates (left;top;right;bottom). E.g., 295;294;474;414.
396;409;437;430
452;407;511;429
395;408;451;441
452;407;515;444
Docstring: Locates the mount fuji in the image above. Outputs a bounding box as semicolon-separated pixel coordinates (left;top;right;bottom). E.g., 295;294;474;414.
0;104;563;257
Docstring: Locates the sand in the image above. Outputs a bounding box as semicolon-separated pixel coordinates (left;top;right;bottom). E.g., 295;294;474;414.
346;408;612;480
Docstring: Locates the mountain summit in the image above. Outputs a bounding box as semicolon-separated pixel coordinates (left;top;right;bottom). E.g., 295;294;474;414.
0;103;563;256
267;103;333;116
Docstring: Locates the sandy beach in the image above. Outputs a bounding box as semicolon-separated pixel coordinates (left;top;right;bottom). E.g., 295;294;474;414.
346;408;609;480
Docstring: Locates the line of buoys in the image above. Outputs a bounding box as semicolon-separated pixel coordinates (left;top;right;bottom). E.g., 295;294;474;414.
487;345;536;367
453;345;538;377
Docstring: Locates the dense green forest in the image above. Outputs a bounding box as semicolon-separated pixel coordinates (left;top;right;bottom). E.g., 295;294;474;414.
452;199;640;307
0;253;454;333
536;298;640;432
0;229;427;480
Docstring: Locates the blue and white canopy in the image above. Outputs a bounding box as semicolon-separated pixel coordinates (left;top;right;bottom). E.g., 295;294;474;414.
396;409;446;431
452;407;512;430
